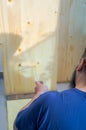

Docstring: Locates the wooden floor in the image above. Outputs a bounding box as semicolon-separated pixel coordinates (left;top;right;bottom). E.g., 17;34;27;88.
0;78;31;130
7;99;31;130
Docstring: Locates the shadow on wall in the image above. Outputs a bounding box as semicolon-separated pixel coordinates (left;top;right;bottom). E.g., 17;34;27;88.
0;32;57;94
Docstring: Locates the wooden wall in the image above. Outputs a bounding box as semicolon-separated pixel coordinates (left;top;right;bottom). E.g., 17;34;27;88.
0;0;86;95
57;0;86;82
0;0;58;95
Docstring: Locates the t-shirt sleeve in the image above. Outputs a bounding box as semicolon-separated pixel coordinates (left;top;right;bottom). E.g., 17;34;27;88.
15;91;59;130
15;93;48;130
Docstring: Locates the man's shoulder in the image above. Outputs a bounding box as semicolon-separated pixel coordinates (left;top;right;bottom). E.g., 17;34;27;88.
60;88;75;95
39;91;59;99
40;89;74;97
38;89;74;100
33;89;75;106
35;91;59;104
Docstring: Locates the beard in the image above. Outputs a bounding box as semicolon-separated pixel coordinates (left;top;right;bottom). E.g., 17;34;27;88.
70;69;76;88
83;64;86;74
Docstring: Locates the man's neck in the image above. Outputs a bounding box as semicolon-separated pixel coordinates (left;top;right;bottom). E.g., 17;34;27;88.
76;74;86;92
76;83;86;92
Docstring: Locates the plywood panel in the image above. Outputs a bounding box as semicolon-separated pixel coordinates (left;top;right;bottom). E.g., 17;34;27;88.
0;0;59;95
1;0;85;94
57;0;86;82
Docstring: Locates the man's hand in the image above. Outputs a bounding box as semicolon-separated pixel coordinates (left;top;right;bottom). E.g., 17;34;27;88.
35;81;48;95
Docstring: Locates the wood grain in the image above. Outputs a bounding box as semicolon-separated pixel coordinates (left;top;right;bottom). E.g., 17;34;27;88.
0;0;58;95
57;0;86;82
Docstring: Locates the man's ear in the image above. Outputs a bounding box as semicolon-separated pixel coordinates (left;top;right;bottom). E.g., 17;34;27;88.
77;58;86;71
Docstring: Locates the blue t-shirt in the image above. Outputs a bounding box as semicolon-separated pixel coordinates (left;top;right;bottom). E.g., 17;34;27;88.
16;88;86;130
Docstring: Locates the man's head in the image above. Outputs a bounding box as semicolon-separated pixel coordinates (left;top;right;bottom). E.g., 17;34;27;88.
70;48;86;88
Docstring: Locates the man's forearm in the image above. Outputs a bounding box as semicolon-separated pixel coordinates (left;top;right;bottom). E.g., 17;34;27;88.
13;92;43;130
20;92;43;111
13;81;48;130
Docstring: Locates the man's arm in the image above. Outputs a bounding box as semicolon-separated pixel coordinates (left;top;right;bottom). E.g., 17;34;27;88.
13;81;48;130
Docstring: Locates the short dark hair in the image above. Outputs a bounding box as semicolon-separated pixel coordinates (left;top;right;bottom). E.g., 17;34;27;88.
70;48;86;88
